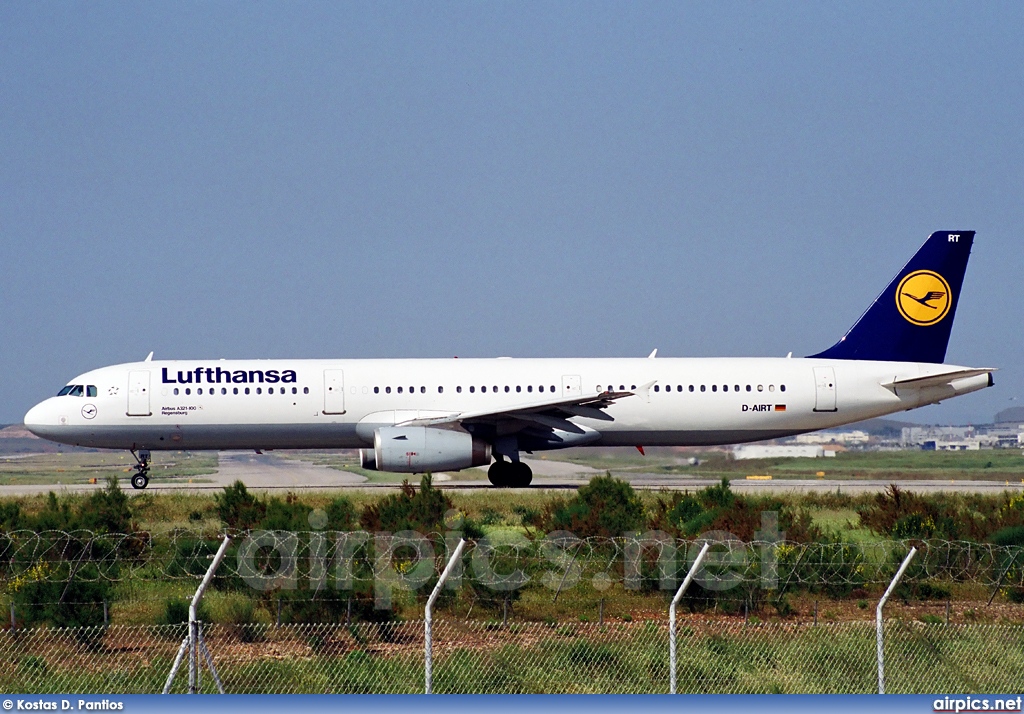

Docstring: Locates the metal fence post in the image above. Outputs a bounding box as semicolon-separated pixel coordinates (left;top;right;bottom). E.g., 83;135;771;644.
670;541;710;694
164;535;231;694
877;546;916;694
425;538;466;694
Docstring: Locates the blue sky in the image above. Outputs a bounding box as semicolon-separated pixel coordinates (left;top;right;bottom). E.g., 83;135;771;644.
1;2;1021;425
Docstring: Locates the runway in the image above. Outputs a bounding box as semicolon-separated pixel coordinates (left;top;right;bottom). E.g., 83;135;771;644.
0;451;1020;496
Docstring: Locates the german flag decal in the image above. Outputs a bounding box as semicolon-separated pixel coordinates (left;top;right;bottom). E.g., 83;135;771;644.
774;405;787;412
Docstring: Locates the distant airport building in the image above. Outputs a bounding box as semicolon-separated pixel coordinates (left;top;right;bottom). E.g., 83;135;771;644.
733;445;836;460
793;430;869;446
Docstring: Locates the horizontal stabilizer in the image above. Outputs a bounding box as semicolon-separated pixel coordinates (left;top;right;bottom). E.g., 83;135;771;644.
883;368;995;390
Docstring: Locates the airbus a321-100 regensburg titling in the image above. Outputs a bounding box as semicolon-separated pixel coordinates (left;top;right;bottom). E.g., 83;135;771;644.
24;231;994;489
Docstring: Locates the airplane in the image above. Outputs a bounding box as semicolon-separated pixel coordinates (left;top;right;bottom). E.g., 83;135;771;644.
23;231;994;490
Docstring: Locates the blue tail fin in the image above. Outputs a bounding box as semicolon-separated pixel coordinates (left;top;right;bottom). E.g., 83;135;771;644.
810;231;975;363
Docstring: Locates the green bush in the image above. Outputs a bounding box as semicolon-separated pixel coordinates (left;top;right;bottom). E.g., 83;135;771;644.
215;481;265;530
542;474;645;537
361;474;478;535
158;597;210;626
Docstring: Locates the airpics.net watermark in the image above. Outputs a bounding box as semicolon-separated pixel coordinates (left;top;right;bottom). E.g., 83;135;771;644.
233;510;785;609
933;697;1023;712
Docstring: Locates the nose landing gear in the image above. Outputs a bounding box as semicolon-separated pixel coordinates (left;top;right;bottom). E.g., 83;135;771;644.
130;449;151;490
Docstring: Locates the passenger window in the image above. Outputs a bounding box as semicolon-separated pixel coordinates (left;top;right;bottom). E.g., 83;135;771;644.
757;385;764;392
539;385;544;393
233;388;238;395
457;386;462;393
619;385;625;391
386;387;391;394
550;385;556;392
494;386;499;393
421;386;426;394
397;387;403;394
245;388;250;395
769;385;775;392
734;385;740;392
516;386;522;393
374;387;379;394
700;385;706;392
185;388;191;395
470;386;475;393
173;388;179;396
654;385;660;392
198;388;204;395
303;387;309;394
780;384;786;392
256;388;262;395
292;387;297;394
269;388;274;394
712;385;717;392
481;386;487;393
527;386;533;393
438;386;444;393
505;386;510;393
746;385;752;392
689;385;694;392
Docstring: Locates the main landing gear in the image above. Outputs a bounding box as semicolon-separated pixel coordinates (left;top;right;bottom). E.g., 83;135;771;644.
130;449;151;490
487;458;533;488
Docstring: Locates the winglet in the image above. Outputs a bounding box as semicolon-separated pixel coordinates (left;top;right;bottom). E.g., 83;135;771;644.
811;231;974;363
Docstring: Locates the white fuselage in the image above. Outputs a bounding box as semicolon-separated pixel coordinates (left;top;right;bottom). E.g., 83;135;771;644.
23;357;991;453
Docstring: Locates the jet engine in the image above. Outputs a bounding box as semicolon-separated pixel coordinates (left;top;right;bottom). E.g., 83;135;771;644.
359;425;491;473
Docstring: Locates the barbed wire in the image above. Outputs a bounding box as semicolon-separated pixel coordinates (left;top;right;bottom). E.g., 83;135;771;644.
1;530;1022;589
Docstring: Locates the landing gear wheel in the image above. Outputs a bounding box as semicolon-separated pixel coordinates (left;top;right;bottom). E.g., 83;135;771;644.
130;449;151;490
488;461;512;487
510;461;533;488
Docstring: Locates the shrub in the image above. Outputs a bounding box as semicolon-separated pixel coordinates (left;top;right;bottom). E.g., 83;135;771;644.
158;597;210;626
360;474;478;535
215;481;265;530
542;474;645;537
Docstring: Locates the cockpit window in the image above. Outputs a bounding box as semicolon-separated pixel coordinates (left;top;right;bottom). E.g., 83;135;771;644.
57;385;75;396
87;385;97;397
68;385;84;397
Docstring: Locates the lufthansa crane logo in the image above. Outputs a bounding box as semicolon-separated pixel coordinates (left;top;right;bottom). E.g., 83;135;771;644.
896;270;952;326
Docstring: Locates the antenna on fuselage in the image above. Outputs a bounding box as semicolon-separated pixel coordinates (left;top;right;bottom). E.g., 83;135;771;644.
144;352;154;362
648;349;657;359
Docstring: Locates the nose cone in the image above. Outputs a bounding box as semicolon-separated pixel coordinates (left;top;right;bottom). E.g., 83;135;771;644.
24;399;56;437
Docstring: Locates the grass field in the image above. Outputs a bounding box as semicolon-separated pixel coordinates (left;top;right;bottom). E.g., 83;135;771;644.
557;447;1024;481
0;451;217;486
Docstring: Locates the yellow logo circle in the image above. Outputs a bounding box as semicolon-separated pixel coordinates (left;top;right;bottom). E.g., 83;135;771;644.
896;270;952;326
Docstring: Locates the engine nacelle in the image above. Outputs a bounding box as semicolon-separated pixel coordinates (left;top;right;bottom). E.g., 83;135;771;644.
359;426;491;473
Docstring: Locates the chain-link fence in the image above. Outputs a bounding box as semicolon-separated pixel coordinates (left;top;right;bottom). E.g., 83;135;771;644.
3;529;1024;693
2;620;1022;694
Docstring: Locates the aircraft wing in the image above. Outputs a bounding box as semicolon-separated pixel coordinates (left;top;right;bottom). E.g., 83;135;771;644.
883;368;996;390
398;390;634;435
